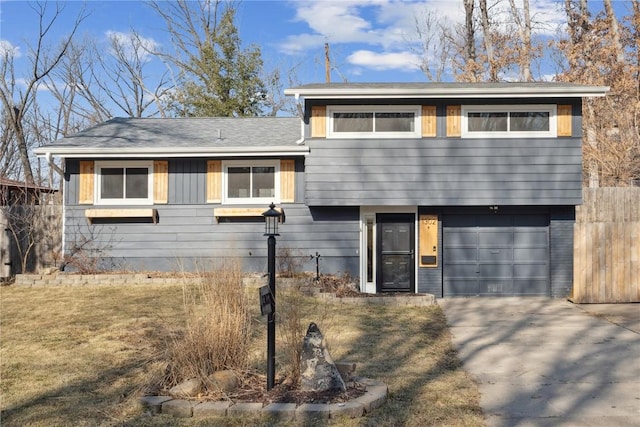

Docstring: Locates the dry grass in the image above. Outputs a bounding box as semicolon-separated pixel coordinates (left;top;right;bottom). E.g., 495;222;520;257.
162;260;251;391
0;283;485;426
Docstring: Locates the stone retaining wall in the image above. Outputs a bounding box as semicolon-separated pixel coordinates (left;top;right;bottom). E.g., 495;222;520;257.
13;274;436;306
13;273;187;287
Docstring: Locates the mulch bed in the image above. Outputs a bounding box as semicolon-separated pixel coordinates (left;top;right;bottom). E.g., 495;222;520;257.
155;372;367;405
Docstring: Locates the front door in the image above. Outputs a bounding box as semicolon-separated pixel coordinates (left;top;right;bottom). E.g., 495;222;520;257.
377;214;415;292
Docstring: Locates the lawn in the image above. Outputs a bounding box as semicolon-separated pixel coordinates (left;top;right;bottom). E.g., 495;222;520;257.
0;283;484;426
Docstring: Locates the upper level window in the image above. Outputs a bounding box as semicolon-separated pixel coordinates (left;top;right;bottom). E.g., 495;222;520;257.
95;161;153;205
462;105;557;138
223;160;279;204
328;106;420;138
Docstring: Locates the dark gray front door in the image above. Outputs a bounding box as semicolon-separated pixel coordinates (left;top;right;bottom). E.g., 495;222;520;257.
443;214;549;296
377;214;415;292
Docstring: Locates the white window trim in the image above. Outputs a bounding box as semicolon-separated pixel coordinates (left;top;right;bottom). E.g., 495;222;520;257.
327;105;422;139
94;160;154;206
461;104;557;138
222;160;280;205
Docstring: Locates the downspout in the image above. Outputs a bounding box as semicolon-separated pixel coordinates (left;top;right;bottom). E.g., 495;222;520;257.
45;152;65;177
45;151;67;271
294;93;305;145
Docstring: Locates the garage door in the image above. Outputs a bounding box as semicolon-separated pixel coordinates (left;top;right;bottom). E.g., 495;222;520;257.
443;214;549;296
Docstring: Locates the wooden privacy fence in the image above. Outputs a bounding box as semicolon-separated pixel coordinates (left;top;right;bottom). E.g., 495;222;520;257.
0;205;62;279
572;188;640;303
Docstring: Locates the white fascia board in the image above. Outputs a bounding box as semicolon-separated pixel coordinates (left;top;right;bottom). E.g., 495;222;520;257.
284;86;610;99
35;145;310;159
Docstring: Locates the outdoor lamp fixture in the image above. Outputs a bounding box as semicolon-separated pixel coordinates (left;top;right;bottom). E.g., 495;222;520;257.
263;202;280;237
262;202;281;391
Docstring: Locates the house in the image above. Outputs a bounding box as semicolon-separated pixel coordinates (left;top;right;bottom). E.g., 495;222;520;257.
35;82;609;297
0;176;58;206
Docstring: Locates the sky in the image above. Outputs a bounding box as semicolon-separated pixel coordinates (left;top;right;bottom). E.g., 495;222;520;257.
2;0;634;85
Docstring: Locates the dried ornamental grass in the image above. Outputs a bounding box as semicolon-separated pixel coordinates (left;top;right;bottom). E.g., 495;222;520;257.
162;259;251;389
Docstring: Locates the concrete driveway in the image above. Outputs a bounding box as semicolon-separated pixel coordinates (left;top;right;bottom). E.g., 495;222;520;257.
440;298;640;427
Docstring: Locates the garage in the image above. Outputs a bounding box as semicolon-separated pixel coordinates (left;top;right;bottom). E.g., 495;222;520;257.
443;214;550;296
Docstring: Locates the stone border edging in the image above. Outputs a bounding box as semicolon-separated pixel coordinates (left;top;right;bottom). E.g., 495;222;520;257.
315;292;436;306
140;377;387;420
14;274;437;306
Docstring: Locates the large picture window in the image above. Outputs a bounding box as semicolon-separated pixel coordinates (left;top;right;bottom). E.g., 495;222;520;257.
328;106;420;138
223;161;279;203
95;161;153;205
462;105;557;138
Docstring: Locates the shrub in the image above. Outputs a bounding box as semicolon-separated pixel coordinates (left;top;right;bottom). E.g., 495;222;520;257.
276;246;307;278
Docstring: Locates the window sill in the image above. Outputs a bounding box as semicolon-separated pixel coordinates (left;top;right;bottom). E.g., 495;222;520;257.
85;208;158;224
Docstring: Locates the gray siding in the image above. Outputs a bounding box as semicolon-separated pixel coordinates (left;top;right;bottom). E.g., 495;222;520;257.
62;204;359;276
62;157;355;276
305;138;582;206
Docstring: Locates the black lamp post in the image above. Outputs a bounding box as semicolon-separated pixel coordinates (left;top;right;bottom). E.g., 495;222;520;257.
262;202;280;391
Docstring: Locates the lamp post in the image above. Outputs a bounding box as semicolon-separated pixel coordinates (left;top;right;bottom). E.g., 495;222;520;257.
262;202;280;391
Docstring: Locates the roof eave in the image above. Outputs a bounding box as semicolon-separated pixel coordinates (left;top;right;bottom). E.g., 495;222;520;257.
34;145;310;159
284;86;610;99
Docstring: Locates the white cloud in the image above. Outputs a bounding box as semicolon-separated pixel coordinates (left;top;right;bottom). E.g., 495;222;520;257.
347;49;422;71
0;40;21;57
279;0;566;76
105;31;160;62
282;1;389;52
281;0;466;53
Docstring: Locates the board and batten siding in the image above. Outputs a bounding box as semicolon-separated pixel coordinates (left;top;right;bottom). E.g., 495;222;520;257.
65;158;304;206
304;137;583;206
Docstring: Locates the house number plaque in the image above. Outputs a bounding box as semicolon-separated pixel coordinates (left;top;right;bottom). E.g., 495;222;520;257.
419;214;438;267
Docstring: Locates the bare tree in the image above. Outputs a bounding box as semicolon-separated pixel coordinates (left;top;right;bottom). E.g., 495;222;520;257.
508;0;533;81
555;0;640;186
97;30;173;118
0;2;87;184
414;10;454;82
260;59;304;116
603;0;624;63
478;0;499;81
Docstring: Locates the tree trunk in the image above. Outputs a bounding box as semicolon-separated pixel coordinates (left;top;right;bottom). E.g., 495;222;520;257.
508;0;533;81
479;0;498;81
12;107;35;185
603;0;625;63
463;0;476;63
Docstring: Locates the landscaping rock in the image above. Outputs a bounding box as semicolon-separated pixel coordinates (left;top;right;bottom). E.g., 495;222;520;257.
335;361;357;381
300;322;346;392
169;378;203;398
208;370;239;393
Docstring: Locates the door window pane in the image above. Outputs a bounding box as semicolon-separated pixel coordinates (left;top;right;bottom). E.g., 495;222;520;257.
228;167;251;198
125;168;149;198
375;112;415;132
510;112;550;132
101;168;124;198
